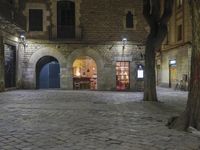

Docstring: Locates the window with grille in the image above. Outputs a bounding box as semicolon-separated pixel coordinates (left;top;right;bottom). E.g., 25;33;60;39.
126;11;134;28
29;9;43;31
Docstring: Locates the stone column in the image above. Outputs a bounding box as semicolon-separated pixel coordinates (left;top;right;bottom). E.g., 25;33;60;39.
60;67;72;90
98;63;116;90
16;44;24;88
0;35;4;92
130;61;136;90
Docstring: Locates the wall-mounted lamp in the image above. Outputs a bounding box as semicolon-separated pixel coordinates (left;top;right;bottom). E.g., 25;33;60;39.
122;38;127;46
20;35;25;41
19;34;28;47
122;38;127;50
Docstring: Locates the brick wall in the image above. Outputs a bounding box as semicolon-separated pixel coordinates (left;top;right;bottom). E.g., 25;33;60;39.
79;0;147;42
23;0;147;42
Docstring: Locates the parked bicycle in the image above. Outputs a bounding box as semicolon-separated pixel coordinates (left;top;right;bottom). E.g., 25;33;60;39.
174;80;187;91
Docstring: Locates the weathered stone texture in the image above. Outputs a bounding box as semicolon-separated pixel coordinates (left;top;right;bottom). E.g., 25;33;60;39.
79;0;147;42
22;39;145;91
23;0;147;41
158;1;192;89
160;45;190;88
0;35;4;92
19;0;146;91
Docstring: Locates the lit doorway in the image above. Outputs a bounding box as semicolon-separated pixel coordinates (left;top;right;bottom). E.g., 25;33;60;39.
169;60;177;88
73;56;97;90
36;56;60;89
116;61;130;90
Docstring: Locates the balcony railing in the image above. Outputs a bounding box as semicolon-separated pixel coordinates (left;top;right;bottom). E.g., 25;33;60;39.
0;1;26;30
57;25;75;39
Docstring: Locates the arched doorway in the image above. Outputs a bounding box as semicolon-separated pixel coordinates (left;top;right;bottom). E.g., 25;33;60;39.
36;56;60;89
72;56;97;90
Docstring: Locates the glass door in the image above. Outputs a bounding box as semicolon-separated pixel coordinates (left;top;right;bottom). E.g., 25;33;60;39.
116;61;130;90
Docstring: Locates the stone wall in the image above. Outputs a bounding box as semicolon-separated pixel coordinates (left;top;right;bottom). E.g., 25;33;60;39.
79;0;146;42
159;44;191;88
20;0;147;91
22;40;145;91
0;30;22;91
22;0;147;42
0;35;4;92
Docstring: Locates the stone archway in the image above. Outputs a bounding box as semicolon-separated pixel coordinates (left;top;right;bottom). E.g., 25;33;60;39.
25;48;67;89
66;48;104;90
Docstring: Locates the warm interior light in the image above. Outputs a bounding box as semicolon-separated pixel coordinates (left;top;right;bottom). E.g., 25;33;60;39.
76;69;81;77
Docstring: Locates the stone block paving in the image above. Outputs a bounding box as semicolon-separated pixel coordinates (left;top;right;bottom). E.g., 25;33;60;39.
0;87;199;150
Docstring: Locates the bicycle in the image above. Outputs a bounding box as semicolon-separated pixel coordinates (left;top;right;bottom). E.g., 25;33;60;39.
174;80;186;91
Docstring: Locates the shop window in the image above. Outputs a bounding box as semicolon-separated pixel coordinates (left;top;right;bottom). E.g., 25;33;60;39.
169;60;177;88
116;61;130;90
177;24;183;41
73;56;97;90
137;65;144;79
126;11;134;28
29;9;43;31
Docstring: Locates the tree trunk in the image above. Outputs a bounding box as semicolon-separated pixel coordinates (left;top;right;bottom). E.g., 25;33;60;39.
144;37;157;101
143;0;173;101
169;0;200;130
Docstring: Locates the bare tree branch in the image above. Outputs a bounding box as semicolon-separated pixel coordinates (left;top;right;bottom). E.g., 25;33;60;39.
151;0;161;22
160;0;174;25
154;0;173;50
143;0;152;25
143;0;173;101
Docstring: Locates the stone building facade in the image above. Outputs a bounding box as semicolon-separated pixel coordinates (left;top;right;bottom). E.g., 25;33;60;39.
0;0;193;92
19;0;147;91
0;0;25;92
157;0;192;90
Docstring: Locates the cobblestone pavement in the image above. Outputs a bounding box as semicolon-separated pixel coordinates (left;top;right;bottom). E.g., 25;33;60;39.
0;87;199;150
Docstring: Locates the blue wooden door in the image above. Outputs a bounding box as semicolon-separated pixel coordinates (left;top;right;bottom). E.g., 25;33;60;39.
39;62;60;89
49;63;60;88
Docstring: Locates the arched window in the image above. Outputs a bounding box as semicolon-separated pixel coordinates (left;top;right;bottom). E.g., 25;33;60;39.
126;11;134;28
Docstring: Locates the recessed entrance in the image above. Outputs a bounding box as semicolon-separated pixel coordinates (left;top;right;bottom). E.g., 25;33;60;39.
72;56;97;90
36;56;60;89
4;44;16;88
116;61;130;90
